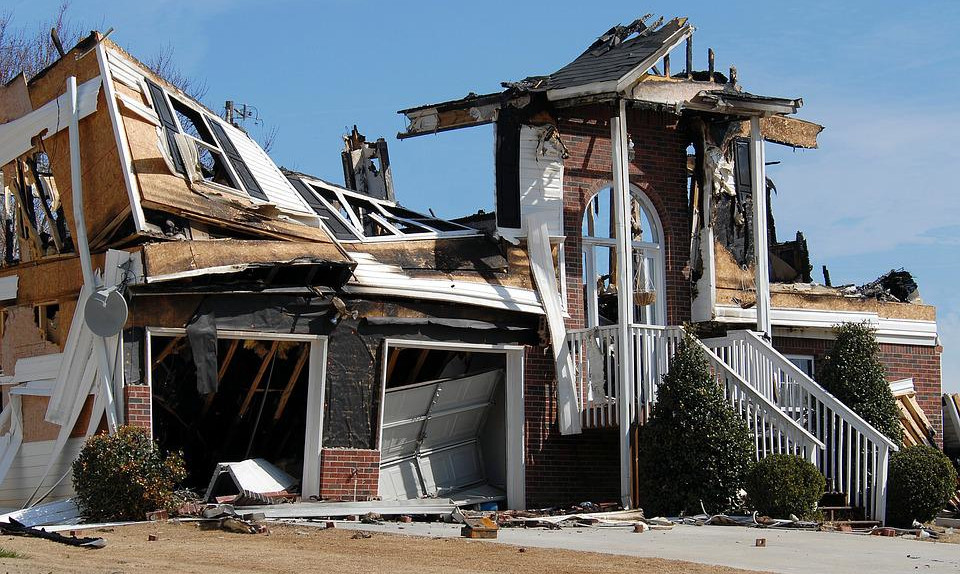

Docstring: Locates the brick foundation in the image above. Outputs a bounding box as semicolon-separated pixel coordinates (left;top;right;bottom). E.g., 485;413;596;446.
318;448;380;501
773;336;943;446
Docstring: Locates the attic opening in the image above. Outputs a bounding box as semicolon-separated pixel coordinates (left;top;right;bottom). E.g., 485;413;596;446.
378;343;524;509
149;333;322;494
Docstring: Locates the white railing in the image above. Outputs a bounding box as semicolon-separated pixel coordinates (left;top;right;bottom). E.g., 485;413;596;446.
566;325;621;428
565;325;823;466
704;330;898;521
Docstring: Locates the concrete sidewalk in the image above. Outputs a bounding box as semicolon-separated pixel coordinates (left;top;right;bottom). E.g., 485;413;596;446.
324;520;959;574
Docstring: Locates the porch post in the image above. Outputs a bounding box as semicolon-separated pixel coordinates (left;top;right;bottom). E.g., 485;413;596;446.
611;99;635;508
749;116;772;339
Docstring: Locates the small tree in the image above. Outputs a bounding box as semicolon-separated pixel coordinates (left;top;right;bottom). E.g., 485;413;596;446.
886;445;958;527
746;454;825;519
636;332;754;516
818;322;902;445
72;426;186;522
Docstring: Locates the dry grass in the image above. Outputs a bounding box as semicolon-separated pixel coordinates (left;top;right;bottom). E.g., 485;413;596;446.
0;522;770;574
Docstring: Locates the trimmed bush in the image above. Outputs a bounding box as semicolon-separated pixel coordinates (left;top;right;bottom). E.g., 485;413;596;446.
636;332;754;516
72;426;186;522
886;445;958;527
818;322;902;446
746;454;825;519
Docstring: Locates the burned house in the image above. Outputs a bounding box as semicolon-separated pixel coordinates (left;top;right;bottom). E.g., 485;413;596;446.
0;17;943;523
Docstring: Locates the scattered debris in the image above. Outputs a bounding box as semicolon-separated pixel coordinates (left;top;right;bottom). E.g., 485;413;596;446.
461;516;499;539
0;517;105;548
205;459;299;504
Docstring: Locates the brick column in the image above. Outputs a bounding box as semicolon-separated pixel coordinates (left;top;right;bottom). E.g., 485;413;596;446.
124;385;151;432
318;448;379;500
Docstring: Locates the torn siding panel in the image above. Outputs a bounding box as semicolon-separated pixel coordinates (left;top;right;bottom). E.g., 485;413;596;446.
515;125;565;239
0;437;84;509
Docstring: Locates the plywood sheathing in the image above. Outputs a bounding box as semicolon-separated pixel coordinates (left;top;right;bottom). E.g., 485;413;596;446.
1;306;59;375
713;241;935;321
21;394;93;443
736;115;824;149
22;33;132;249
0;253;100;305
141;239;352;280
0;73;32;123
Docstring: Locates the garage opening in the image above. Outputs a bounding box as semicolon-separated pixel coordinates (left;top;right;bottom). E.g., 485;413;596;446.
379;346;509;507
150;334;313;494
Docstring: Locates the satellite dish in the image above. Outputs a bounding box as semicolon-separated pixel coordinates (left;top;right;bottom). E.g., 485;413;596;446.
84;287;128;337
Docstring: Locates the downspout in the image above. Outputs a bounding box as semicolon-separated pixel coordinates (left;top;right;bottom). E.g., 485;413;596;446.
748;116;771;339
67;76;119;433
611;98;635;508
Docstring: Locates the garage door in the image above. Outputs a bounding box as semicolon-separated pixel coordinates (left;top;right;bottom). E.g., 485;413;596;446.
378;369;502;501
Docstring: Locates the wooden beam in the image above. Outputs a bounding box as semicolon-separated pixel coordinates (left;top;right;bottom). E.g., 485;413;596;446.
273;344;309;422
238;341;280;418
385;348;400;384
406;349;430;385
152;336;184;368
201;339;239;416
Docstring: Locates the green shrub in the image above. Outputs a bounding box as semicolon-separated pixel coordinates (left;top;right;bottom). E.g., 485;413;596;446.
818;323;902;446
886;445;958;527
72;426;186;522
636;332;754;516
746;454;825;519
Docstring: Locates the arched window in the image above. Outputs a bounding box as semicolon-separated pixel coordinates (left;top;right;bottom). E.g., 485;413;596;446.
581;185;665;327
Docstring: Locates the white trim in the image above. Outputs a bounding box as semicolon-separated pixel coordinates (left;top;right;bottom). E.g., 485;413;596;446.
888;378;915;397
145;328;327;495
715;304;939;346
380;338;525;510
0;276;18;302
96;43;147;233
615;25;693;93
749;117;771;338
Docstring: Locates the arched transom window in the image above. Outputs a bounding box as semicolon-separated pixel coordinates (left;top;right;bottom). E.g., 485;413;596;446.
581;185;665;327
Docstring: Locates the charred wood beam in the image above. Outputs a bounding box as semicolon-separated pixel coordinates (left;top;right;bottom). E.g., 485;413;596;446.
238;341;280;418
201;339;240;417
152;336;185;368
273;344;309;421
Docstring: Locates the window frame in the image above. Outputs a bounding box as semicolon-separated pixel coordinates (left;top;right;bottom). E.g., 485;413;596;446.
303;179;479;243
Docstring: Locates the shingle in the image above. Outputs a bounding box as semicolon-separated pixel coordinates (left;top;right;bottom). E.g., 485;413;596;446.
547;20;684;91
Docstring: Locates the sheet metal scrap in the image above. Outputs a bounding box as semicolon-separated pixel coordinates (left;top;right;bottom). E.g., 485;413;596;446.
0;518;105;548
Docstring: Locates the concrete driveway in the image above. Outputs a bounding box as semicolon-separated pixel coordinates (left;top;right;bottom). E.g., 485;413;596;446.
328;520;959;574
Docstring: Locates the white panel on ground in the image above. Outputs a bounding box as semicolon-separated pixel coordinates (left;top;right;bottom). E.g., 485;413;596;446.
378;369;505;502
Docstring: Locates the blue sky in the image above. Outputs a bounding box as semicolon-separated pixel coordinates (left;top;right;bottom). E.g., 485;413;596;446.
9;1;960;391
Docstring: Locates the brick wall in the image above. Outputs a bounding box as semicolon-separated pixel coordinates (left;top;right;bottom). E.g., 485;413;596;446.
124;384;151;432
558;104;691;330
318;448;379;501
772;336;943;445
523;343;620;506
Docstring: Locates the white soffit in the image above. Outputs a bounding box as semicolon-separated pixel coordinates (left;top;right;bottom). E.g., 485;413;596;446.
715;304;939;346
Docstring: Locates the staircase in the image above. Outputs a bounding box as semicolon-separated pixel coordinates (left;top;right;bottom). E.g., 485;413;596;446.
703;330;898;522
565;325;896;521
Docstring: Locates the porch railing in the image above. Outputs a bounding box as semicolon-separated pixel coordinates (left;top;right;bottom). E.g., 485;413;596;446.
565;325;823;465
703;330;898;521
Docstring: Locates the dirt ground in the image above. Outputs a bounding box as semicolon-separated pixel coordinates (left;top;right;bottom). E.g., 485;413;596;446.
0;521;769;574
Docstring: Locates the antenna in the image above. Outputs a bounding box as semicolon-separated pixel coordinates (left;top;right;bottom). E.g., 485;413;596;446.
84;286;128;337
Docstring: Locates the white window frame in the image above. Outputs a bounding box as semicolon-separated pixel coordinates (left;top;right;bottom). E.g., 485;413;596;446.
145;327;328;499
163;93;252;200
304;178;480;243
785;353;815;378
581;184;666;327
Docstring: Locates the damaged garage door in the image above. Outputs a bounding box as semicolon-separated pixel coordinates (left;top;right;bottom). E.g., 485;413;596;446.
379;369;503;501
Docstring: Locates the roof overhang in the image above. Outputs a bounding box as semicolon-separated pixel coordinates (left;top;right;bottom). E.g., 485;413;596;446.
545;21;693;102
685;90;803;117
